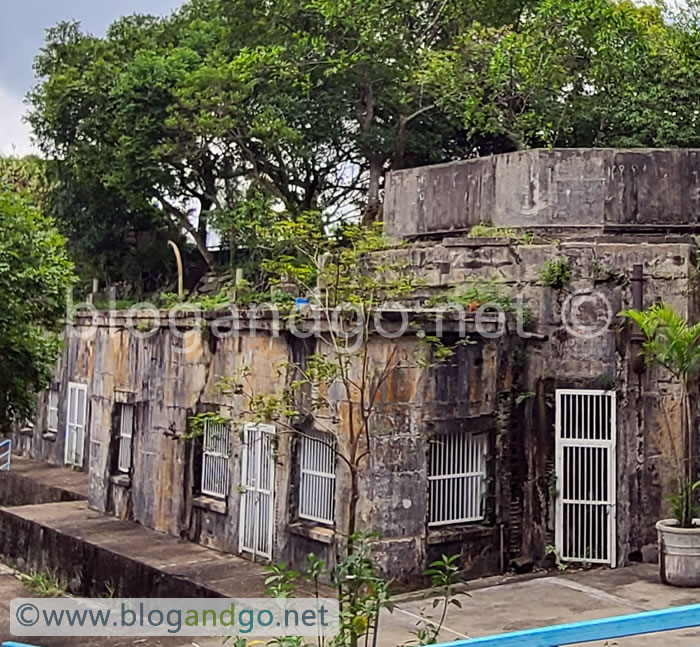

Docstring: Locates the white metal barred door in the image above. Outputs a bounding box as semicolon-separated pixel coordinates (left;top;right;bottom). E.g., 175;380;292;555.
239;423;276;561
65;383;87;467
555;389;617;567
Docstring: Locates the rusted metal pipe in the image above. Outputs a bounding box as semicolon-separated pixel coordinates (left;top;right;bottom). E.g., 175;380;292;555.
630;264;646;374
631;264;643;312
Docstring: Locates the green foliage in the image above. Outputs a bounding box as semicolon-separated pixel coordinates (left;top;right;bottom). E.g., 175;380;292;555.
429;276;520;314
159;292;183;309
425;0;700;150
538;257;572;289
0;185;75;434
669;481;700;528
264;563;301;599
621;304;700;527
160;285;295;311
20;569;67;597
236;537;464;647
515;391;536;405
414;333;474;370
254;533;393;647
100;580;118;599
621;304;700;382
183;411;229;441
0;156;50;208
28;0;700;292
91;299;141;311
411;554;469;645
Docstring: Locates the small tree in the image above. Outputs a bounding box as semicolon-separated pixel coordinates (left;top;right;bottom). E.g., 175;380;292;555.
622;304;700;527
216;221;428;540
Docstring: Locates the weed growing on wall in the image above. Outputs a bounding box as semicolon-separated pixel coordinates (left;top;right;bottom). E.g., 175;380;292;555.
538;257;572;289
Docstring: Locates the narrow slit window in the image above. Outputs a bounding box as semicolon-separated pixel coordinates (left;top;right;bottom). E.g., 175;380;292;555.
47;390;59;433
117;404;135;474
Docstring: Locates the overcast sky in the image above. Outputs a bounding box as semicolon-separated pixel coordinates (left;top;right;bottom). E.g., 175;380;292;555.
0;0;183;156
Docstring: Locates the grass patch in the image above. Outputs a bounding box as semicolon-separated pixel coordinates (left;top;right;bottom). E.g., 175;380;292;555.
20;569;67;597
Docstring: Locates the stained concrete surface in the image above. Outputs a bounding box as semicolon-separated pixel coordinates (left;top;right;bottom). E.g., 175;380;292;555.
378;563;700;646
0;500;272;597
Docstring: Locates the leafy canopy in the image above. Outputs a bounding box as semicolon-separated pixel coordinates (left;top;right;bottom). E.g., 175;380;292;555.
0;166;75;433
27;0;700;291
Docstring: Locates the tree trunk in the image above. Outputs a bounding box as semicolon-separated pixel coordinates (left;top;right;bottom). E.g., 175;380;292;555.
393;115;409;171
161;200;217;271
348;467;359;541
362;155;384;225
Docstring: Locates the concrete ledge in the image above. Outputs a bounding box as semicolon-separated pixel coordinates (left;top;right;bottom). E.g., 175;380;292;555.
385;148;700;239
0;501;326;598
0;457;87;507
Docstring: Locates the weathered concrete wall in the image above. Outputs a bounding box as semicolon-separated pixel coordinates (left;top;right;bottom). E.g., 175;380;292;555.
379;236;698;566
15;331;95;469
17;312;521;584
385;149;700;238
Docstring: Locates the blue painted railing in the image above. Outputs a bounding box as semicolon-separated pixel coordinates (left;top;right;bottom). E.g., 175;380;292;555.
434;603;700;647
0;439;11;471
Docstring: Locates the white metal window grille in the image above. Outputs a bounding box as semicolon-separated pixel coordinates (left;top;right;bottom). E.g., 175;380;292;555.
47;390;59;432
298;430;337;524
428;431;488;526
555;389;617;567
201;420;232;498
117;404;135;474
64;383;87;467
240;423;276;560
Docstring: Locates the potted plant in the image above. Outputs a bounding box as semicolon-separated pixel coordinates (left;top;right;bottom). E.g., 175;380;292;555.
622;304;700;586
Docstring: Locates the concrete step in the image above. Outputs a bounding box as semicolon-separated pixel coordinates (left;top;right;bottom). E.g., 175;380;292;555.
0;500;278;598
0;456;87;507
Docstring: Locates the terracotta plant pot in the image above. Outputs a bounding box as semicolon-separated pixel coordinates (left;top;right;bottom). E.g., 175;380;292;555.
657;519;700;587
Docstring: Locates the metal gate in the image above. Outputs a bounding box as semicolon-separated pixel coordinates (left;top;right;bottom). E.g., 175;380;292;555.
239;423;276;561
65;382;88;467
555;389;617;567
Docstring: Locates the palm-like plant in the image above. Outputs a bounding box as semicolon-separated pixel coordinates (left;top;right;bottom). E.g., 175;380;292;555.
622;304;700;527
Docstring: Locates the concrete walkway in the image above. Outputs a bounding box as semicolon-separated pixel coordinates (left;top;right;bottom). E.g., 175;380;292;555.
378;563;700;646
